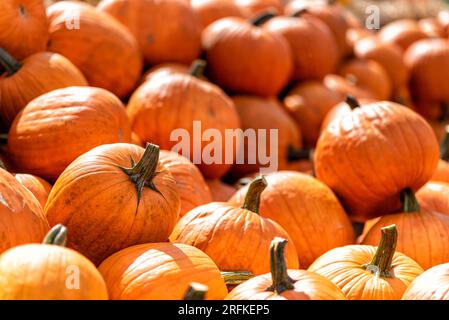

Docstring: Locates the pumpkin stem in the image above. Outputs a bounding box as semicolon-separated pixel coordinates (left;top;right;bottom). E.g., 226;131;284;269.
250;10;276;26
189;59;207;78
183;283;208;300
364;224;398;278
287;146;313;162
221;271;253;286
267;237;294;294
0;48;22;77
345;94;360;110
440;125;449;161
400;188;420;213
43;224;68;246
242;176;267;214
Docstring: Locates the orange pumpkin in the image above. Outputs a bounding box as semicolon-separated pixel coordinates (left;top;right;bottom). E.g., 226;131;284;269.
315;99;439;222
416;182;449;217
429;126;449;183
170;177;299;275
47;1;143;99
14;173;52;209
323;74;378;102
236;0;284;17
160;150;212;217
226;237;346;300
191;0;242;30
309;225;423;300
346;27;373;50
202;12;293;96
98;0;201;66
45;143;181;265
98;242;228;300
0;49;88;129
0;225;108;300
403;262;449;300
419;18;446;38
379;19;428;51
8;86;132;182
0;0;49;61
206;179;237;202
230;171;354;268
362;189;449;270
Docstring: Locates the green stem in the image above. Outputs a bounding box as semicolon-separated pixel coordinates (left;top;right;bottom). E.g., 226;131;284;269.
183;283;208;300
267;237;294;294
0;48;22;76
250;11;276;26
440;125;449;161
287;147;313;162
189;59;207;78
364;224;398;278
221;271;254;286
345;94;360;110
242;176;267;214
43;224;67;246
400;188;420;213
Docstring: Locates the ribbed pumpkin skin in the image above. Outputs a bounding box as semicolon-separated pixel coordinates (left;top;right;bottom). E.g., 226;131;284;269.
206;179;237;202
315;101;439;222
98;242;228;300
230;171;355;268
170;202;299;275
8;86;132;182
431;161;449;183
379;19;428;51
47;1;143;99
0;52;88;129
308;245;424;300
160;150;212;217
45;143;181;265
226;270;346;300
0;244;108;300
191;0;242;30
97;0;201;66
403;263;449;300
0;0;49;61
417;182;449;216
202;17;293;97
14;173;52;209
0;168;50;254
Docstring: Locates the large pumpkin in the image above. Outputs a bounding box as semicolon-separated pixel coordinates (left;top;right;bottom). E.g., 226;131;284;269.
47;1;143;99
0;225;108;300
403;263;449;300
45;143;181;265
309;225;423;300
230;171;354;268
0;0;48;61
191;0;242;30
98;242;228;300
202;12;292;96
8;86;132;182
226;237;346;300
127;60;241;179
0;49;88;129
379;19;427;51
0;167;49;254
97;0;201;66
14;173;52;209
170;177;299;275
315;99;439;222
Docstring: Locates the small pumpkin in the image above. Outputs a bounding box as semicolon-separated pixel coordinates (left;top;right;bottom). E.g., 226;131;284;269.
230;171;354;268
14;173;52;209
8;86;132;182
309;225;424;300
97;0;201;66
0;49;88;129
403;262;449;300
191;0;242;30
202;11;293;96
226;237;346;300
323;74;377;101
47;1;143;99
379;19;428;51
236;0;284;17
0;225;108;300
416;182;449;217
206;179;237;202
170;177;299;275
98;242;228;300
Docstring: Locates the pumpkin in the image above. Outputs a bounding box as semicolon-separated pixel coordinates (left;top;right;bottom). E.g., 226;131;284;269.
0;0;48;61
226;237;346;300
346;27;373;50
131;132;144;147
379;19;428;51
0;167;49;254
429;126;449;183
236;0;284;17
47;1;143;99
230;171;354;268
361;189;449;270
309;225;424;300
170;177;299;274
438;10;449;32
160;150;212;217
191;0;242;30
45;143;181;265
263;12;339;81
206;179;237;202
227;96;302;179
0;225;108;300
315;99;439;222
127;60;241;179
403;263;449;300
418;18;446;38
14;173;52;209
97;0;201;66
416;182;449;217
98;242;228;299
8;86;132;182
202;12;293;96
283;81;343;147
0;49;88;129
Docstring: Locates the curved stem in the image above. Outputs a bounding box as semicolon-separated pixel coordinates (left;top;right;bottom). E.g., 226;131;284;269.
183;283;208;300
400;188;420;213
250;11;276;26
43;224;67;246
364;224;397;278
345;94;360;110
267;237;294;294
440;125;449;161
189;59;207;78
221;271;253;286
0;48;22;76
242;176;267;214
287;147;313;162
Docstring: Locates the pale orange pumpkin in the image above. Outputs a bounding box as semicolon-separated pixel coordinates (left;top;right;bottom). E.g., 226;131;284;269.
403;262;449;300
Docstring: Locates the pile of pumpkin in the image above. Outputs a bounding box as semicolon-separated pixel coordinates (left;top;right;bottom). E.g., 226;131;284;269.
3;0;449;300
